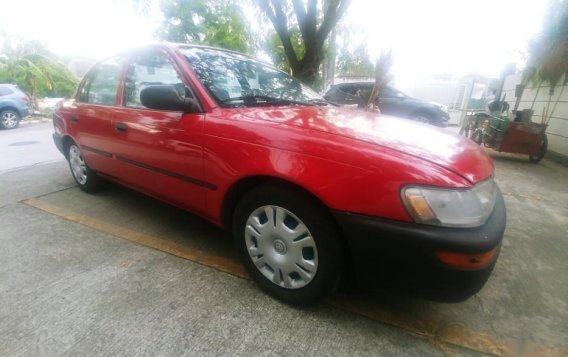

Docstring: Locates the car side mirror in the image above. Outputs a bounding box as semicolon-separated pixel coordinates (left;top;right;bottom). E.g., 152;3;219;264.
140;85;199;112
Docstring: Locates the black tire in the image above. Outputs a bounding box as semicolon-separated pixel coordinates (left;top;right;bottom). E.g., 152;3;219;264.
0;109;21;129
67;142;104;193
529;134;548;163
411;112;432;125
233;185;344;305
470;129;483;145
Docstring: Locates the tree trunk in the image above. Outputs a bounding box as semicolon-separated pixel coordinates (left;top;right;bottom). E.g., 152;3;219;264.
366;53;393;112
293;50;321;86
257;0;351;89
292;63;319;85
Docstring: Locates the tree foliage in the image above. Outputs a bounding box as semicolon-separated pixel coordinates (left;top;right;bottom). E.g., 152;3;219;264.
526;0;568;94
156;0;253;54
257;0;351;86
0;39;78;109
336;44;374;78
267;30;305;73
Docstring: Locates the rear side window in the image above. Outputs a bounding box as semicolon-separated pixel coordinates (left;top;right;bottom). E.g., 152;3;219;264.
381;87;404;99
78;57;122;106
0;87;14;96
123;50;185;109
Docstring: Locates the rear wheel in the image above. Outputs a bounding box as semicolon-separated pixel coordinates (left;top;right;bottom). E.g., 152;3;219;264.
529;134;547;163
67;142;103;193
0;109;20;129
233;185;343;305
470;129;483;145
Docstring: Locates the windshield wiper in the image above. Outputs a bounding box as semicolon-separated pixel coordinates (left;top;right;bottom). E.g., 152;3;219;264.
221;95;315;107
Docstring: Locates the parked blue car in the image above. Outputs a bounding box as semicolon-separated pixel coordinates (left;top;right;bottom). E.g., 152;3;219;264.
0;84;30;129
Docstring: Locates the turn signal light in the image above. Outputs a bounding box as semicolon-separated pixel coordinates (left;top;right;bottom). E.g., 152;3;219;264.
405;193;437;222
434;248;498;270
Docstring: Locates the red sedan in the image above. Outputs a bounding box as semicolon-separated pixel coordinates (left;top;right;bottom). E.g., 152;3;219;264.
53;44;506;304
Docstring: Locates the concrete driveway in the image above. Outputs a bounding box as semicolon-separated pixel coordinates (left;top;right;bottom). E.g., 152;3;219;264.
1;123;567;357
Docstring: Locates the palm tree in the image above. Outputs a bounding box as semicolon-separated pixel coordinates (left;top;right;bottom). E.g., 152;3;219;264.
0;41;77;111
0;56;52;110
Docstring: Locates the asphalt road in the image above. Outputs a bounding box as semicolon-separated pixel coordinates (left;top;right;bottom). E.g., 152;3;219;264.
1;122;567;357
0;120;62;172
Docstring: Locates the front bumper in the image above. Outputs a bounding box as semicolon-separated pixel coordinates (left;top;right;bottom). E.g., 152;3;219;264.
334;188;506;302
432;119;449;128
53;132;65;156
432;112;450;127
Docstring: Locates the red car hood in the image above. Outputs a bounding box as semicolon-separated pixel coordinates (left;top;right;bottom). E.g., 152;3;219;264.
240;106;493;184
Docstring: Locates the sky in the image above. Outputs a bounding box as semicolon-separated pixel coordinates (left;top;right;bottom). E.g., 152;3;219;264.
0;0;160;58
0;0;549;86
348;0;548;87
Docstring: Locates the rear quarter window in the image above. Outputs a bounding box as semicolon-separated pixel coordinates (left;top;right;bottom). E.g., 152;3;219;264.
78;57;122;106
0;87;14;96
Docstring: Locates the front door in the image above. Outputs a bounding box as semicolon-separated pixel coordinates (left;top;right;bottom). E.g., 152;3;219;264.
378;87;406;117
111;49;207;214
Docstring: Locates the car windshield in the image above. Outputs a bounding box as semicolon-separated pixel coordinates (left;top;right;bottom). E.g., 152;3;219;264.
180;46;326;107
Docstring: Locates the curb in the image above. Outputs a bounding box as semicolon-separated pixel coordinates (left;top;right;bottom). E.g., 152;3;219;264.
21;117;52;125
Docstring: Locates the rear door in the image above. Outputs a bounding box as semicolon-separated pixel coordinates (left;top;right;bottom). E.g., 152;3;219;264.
111;49;207;214
69;56;123;173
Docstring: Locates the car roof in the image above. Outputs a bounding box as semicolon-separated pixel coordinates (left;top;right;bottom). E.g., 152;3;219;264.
107;42;274;69
0;84;23;92
333;82;391;89
173;43;277;68
117;42;259;61
336;82;374;86
174;43;255;59
333;82;395;89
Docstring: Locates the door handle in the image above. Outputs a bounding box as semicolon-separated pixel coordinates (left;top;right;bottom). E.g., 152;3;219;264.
115;122;128;132
71;116;79;123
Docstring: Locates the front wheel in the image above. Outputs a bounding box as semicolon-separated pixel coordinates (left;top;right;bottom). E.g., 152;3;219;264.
411;113;432;125
0;109;21;129
67;142;103;193
233;185;344;305
529;134;548;163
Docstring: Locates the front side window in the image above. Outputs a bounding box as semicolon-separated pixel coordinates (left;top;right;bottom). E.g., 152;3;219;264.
381;87;406;99
180;47;326;107
123;50;185;109
79;57;122;106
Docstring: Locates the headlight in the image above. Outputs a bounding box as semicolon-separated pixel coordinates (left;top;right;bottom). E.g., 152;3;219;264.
401;178;497;228
435;103;448;113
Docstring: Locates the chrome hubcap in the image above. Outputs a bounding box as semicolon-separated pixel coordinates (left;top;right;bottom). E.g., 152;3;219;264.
69;145;88;185
2;111;18;128
273;240;287;254
245;205;318;289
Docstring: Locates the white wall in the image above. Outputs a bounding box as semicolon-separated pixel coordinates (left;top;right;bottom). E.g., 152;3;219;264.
503;73;568;157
